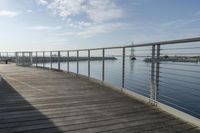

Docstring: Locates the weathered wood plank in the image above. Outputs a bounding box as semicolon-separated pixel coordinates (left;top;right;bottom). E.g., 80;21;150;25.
98;119;185;133
0;64;199;133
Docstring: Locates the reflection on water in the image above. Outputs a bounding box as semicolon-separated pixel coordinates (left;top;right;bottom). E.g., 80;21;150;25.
36;58;200;118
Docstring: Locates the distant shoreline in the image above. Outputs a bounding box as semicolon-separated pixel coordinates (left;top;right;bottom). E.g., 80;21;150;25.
0;56;117;63
144;56;200;63
32;56;117;63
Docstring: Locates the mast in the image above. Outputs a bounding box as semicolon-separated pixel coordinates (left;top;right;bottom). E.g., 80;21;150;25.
130;42;135;58
130;42;136;60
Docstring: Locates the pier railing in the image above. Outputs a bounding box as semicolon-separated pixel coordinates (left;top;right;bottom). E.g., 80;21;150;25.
1;37;200;121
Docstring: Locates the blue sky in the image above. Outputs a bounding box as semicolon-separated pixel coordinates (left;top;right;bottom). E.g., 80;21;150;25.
0;0;200;51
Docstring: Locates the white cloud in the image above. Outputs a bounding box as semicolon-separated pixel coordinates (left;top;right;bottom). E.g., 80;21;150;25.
47;0;83;17
26;10;33;13
56;32;77;36
37;0;48;5
77;23;127;38
68;21;92;29
38;0;124;23
47;38;70;43
56;23;127;38
83;0;123;23
36;0;126;37
29;26;62;30
0;10;20;17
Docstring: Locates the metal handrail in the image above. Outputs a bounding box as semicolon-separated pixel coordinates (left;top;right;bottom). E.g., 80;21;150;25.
10;36;200;53
1;36;200;120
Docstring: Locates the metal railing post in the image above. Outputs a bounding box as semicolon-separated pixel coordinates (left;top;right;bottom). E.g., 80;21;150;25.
88;50;90;77
43;51;45;68
50;51;52;69
122;47;126;90
77;50;79;74
17;52;19;65
30;52;33;66
15;52;18;65
14;52;16;64
58;51;60;70
22;52;25;66
155;44;160;103
36;52;38;67
102;49;105;81
67;51;69;72
150;45;156;105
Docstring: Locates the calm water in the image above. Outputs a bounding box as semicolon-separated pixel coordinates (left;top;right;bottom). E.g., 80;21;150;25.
37;58;200;118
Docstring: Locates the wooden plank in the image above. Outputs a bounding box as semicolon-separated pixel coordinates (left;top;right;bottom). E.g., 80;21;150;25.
0;64;199;133
0;108;154;130
0;111;167;133
0;106;150;124
97;119;185;133
24;114;172;133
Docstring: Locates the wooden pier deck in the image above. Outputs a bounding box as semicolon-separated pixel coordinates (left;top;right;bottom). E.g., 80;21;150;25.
0;64;199;133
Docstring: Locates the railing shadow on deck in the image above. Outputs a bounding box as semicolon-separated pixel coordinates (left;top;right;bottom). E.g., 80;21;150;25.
0;78;63;132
